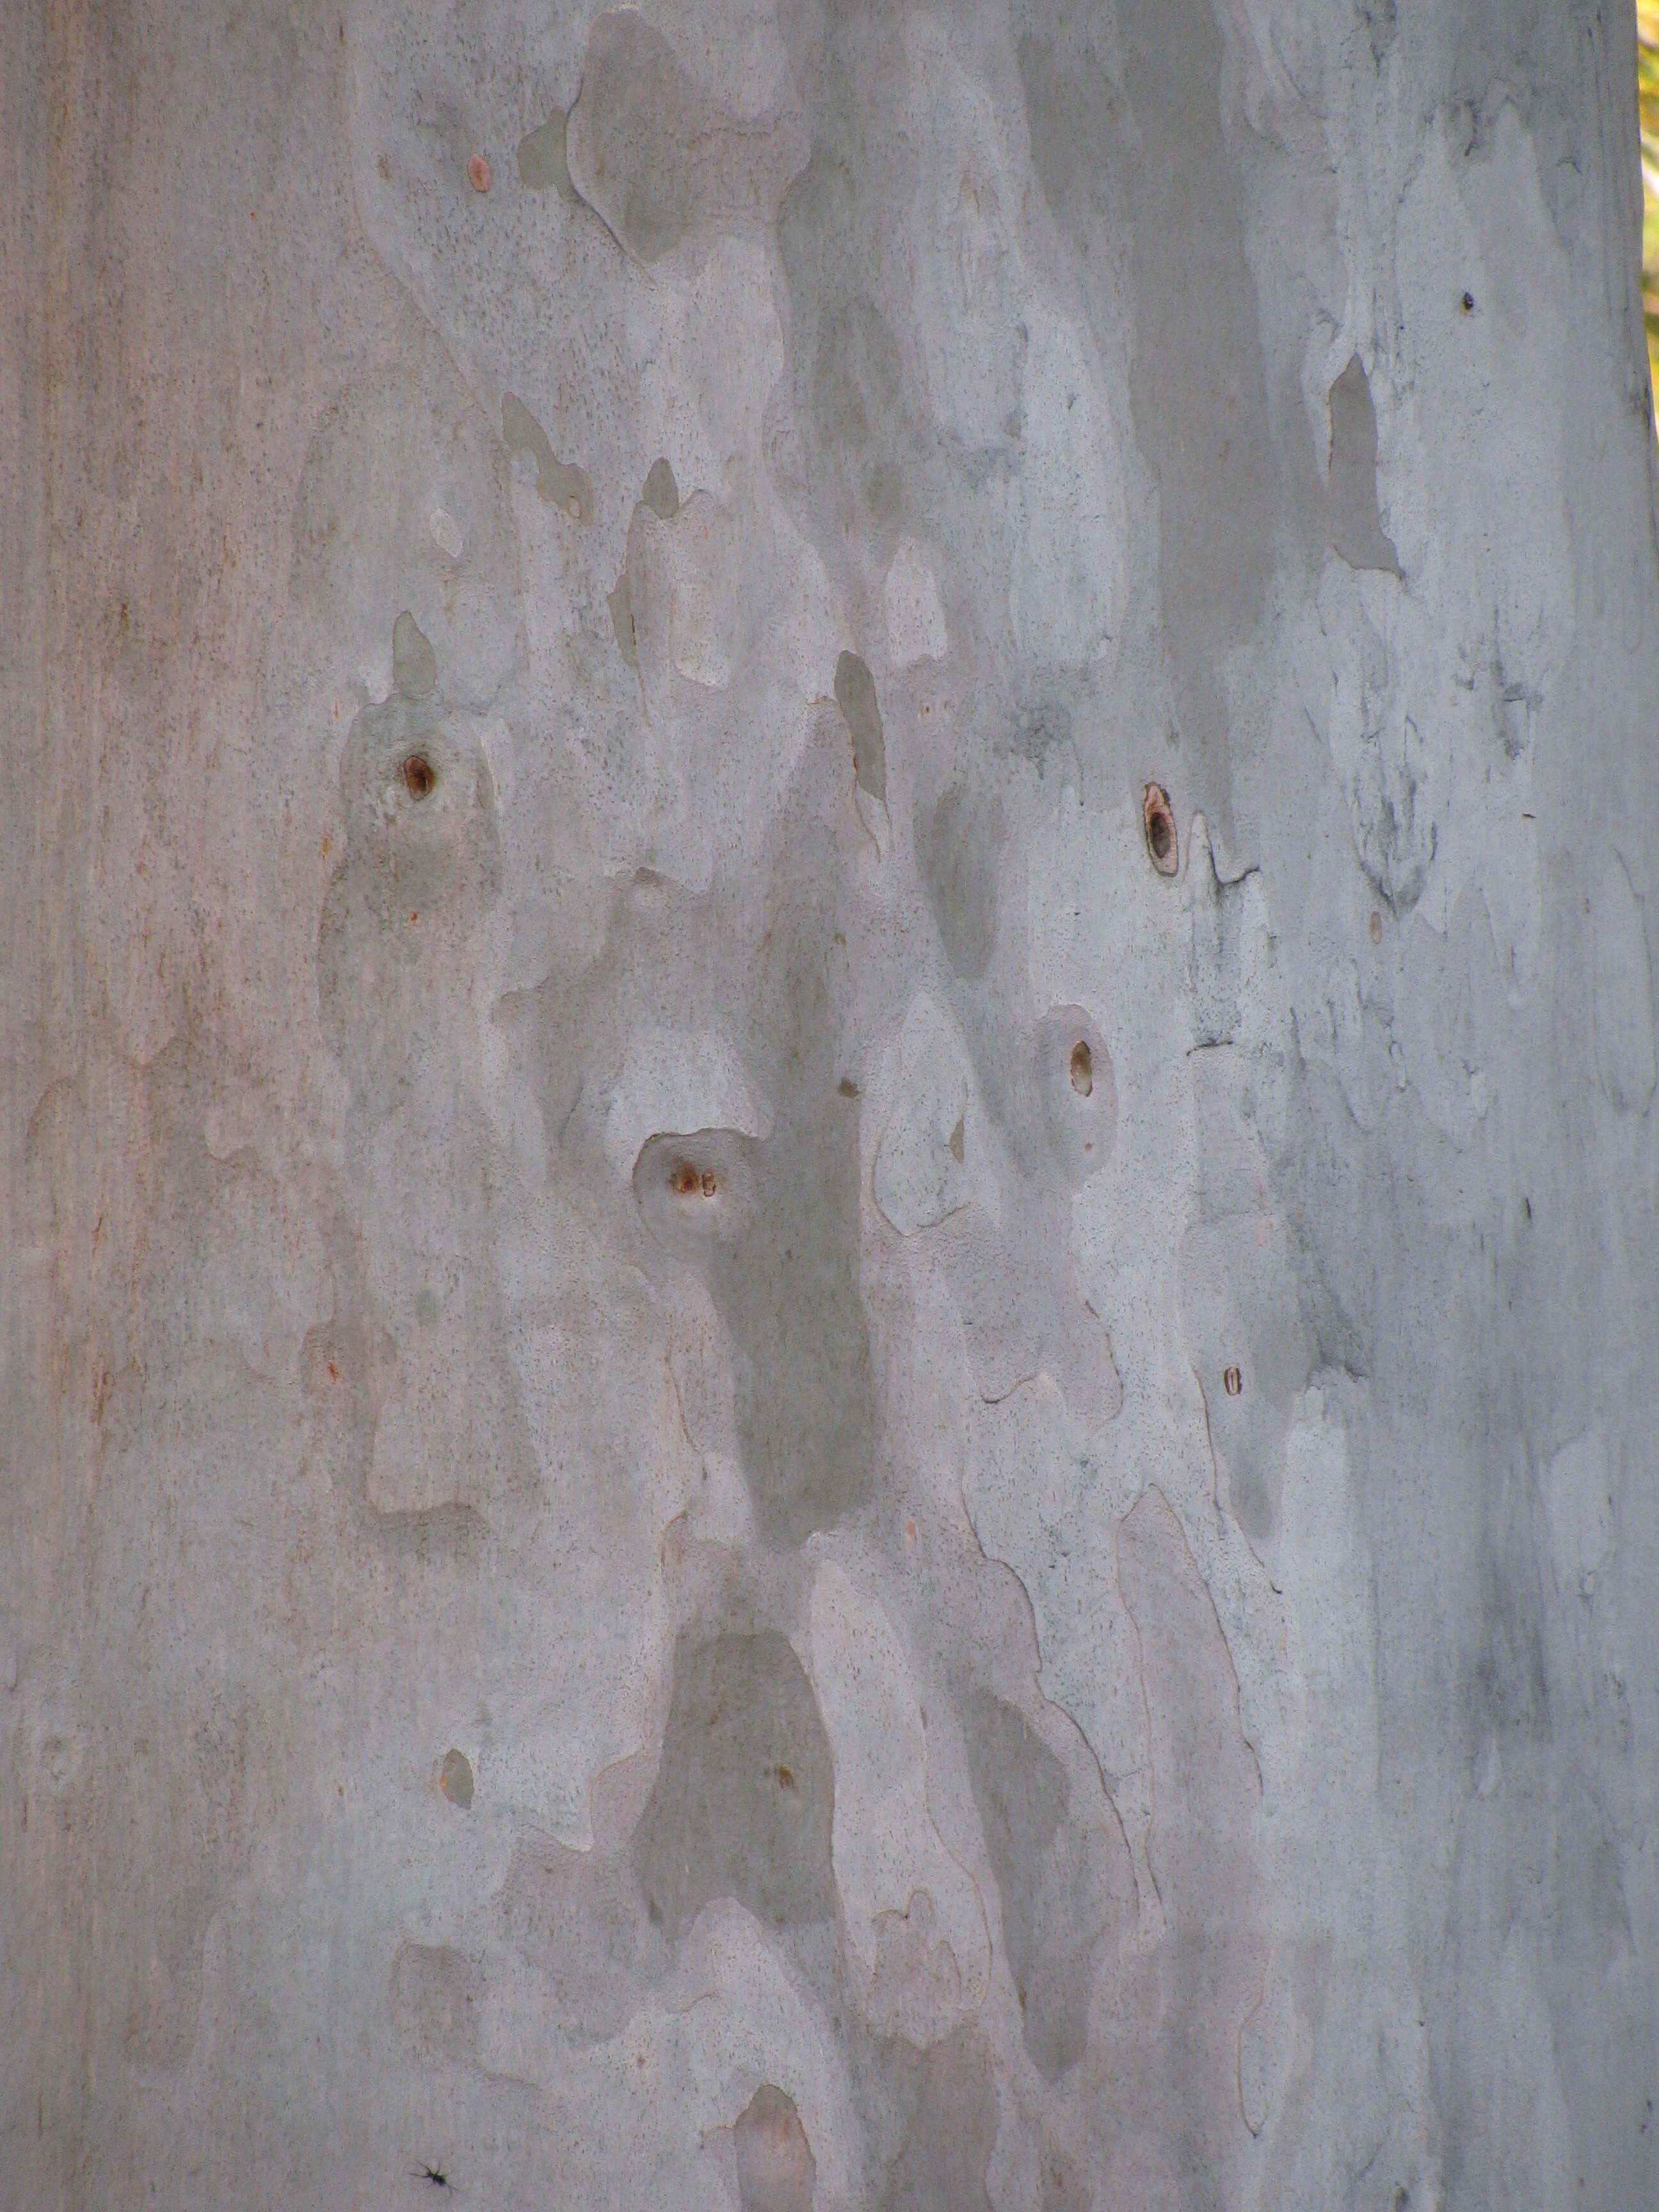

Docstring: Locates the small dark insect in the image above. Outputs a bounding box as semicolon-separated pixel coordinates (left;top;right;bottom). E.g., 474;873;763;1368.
1461;291;1474;312
415;2163;449;2188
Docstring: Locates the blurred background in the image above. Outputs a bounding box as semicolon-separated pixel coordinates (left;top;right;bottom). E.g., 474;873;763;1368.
1641;0;1658;408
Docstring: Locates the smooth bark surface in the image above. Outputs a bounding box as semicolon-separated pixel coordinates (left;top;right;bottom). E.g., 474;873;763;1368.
3;1;1658;2206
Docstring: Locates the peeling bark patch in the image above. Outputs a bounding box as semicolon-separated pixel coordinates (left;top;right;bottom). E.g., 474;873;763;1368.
631;1632;835;1941
882;2024;999;2210
466;152;492;194
427;507;463;559
391;1942;479;2055
1326;356;1400;576
918;785;1000;977
564;12;810;263
607;567;637;665
501;392;593;523
516;112;577;200
735;2085;815;2212
438;1748;473;1807
834;649;886;799
962;1691;1116;2081
642;456;680;520
392;609;438;698
497;1833;668;2035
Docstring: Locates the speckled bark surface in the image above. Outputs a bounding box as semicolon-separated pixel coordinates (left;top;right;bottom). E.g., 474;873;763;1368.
3;1;1658;2206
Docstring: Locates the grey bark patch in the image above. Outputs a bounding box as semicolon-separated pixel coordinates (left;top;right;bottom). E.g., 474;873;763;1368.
881;2024;998;2211
1326;356;1400;575
501;391;593;523
516;111;577;200
1007;702;1082;798
286;317;520;709
390;1941;481;2057
1591;853;1656;1114
564;11;808;264
773;131;924;550
631;1631;836;1942
917;785;1000;980
641;456;680;520
392;609;438;697
636;1105;874;1546
834;649;886;799
1359;0;1397;66
498;1833;669;2034
735;2085;816;2212
1017;6;1281;836
607;565;637;666
512;743;874;1548
715;1106;873;1543
438;1747;473;1807
1115;1487;1269;2186
961;1692;1105;2081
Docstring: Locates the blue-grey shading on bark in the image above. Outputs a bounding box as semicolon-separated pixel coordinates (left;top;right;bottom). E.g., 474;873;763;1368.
642;456;680;520
632;1633;837;1943
835;648;886;800
1016;4;1285;842
915;784;1000;981
961;1690;1122;2080
516;111;578;201
1326;355;1400;575
501;391;593;523
7;0;1659;2204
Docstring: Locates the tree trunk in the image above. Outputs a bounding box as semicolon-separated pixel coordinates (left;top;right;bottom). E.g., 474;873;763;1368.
4;1;1656;2206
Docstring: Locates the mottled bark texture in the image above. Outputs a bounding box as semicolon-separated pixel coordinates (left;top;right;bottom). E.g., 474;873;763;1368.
3;1;1658;2206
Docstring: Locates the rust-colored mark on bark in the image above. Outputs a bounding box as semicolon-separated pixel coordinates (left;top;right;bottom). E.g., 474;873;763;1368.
1143;783;1178;875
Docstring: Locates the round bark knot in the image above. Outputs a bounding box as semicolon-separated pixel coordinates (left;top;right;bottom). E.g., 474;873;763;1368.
403;752;436;801
1143;783;1178;874
1223;1365;1243;1397
1069;1039;1094;1096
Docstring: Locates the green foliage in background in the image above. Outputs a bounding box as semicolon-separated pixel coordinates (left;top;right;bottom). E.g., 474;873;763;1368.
1641;0;1659;412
